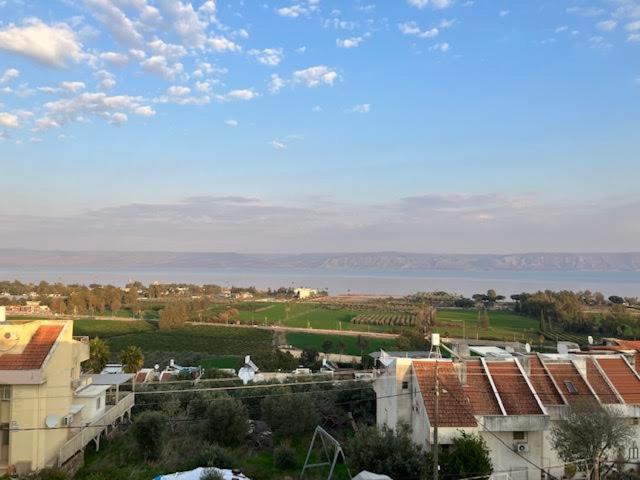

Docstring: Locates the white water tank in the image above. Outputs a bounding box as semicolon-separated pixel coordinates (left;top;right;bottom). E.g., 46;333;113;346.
0;306;5;323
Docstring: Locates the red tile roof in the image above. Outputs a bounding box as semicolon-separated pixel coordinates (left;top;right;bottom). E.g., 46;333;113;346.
486;361;544;415
545;362;597;406
0;325;63;370
413;361;477;428
607;339;640;351
586;358;620;404
159;371;174;382
529;356;564;406
463;360;502;415
597;357;640;405
135;371;148;383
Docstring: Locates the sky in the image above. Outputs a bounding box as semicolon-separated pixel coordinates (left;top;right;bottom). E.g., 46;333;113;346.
0;0;639;253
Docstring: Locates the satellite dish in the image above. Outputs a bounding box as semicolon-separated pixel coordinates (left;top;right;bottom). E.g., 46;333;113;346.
588;336;594;345
45;415;59;429
154;364;160;371
525;343;531;353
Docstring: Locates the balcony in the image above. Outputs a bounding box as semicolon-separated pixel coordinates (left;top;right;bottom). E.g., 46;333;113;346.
56;392;134;467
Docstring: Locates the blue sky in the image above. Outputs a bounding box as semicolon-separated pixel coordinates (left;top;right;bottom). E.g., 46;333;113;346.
0;0;639;253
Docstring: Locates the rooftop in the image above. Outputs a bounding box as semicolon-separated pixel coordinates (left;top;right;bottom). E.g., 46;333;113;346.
0;324;63;370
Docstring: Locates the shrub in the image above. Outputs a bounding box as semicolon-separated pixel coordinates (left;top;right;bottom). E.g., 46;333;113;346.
204;395;249;446
196;443;234;469
274;443;297;470
33;468;69;480
261;392;319;437
131;411;167;460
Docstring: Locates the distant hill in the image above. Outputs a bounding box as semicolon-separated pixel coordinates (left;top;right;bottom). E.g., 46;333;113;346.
0;249;639;272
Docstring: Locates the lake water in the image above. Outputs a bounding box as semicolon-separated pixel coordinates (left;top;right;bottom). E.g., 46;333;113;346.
0;268;639;297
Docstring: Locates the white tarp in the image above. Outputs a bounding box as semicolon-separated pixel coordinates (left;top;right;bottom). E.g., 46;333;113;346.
154;467;251;480
353;471;393;480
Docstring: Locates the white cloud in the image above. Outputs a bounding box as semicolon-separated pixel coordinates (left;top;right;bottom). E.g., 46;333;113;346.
295;46;307;53
160;0;207;47
566;6;605;17
95;70;116;90
100;51;130;67
60;81;86;93
141;55;184;80
85;0;145;47
0;68;19;83
336;36;365;48
627;20;640;32
233;28;249;39
195;81;211;93
268;73;286;94
408;0;451;9
33;117;60;132
399;21;439;38
148;39;188;59
208;36;241;52
198;0;217;23
225;119;238;127
249;48;284;66
431;42;450;52
129;49;146;60
134;105;155;116
311;105;322;112
223;89;257;101
499;10;509;17
109;112;128;125
0;112;19;128
271;139;287;150
555;25;569;33
292;65;340;87
277;5;307;18
597;19;618;31
0;19;84;68
166;85;191;96
352;103;371;113
629;33;640;41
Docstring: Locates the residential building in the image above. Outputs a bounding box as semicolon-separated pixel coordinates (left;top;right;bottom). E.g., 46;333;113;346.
374;349;640;480
294;288;318;299
0;319;134;474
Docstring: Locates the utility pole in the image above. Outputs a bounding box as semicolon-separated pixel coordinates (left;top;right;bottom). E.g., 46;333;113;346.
433;361;439;480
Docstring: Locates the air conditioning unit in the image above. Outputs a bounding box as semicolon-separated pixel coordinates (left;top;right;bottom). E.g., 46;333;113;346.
62;415;73;427
514;443;529;454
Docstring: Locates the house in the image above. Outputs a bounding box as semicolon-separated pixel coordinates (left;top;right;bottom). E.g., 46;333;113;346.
0;319;134;474
5;301;51;315
374;348;640;480
294;288;318;299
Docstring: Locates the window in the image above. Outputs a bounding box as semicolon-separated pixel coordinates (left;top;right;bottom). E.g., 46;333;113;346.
0;386;10;401
96;397;101;409
633;418;639;426
564;380;578;394
513;431;527;441
0;424;8;446
402;381;409;390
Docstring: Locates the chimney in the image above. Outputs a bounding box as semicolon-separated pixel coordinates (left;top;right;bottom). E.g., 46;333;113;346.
0;306;5;323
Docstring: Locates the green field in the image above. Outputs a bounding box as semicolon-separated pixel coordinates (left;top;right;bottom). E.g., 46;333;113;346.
285;332;396;356
434;309;540;342
73;319;154;337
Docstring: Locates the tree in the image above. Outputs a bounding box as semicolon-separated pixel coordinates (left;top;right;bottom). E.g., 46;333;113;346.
131;411;167;460
608;295;625;305
551;402;633;479
261;392;319;437
345;424;428;480
479;307;490;329
356;335;369;356
120;345;144;373
441;432;492;479
204;395;249;446
321;339;333;355
159;302;188;330
300;348;319;368
85;337;110;373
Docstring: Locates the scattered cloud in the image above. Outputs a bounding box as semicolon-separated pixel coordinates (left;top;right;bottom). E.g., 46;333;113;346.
0;68;19;83
292;65;340;87
499;10;509;17
140;55;184;80
597;19;618;31
268;73;286;94
270;139;287;150
430;42;450;52
166;85;191;97
0;112;20;128
407;0;452;10
225;119;238;127
566;6;605;17
399;21;439;38
336;36;367;48
0;18;84;68
208;36;241;53
222;89;258;101
351;103;371;113
85;0;145;48
249;48;284;66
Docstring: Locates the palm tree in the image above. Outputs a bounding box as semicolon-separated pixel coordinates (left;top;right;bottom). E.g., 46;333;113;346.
120;345;144;373
85;337;110;373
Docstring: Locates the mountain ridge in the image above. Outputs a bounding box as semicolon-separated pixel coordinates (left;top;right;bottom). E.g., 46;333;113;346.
1;249;639;272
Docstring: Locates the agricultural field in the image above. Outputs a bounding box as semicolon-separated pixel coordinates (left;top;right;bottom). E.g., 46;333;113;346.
285;332;397;356
352;312;416;327
73;319;154;337
433;308;540;342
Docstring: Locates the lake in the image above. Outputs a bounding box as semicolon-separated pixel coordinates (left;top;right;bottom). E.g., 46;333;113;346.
0;267;639;297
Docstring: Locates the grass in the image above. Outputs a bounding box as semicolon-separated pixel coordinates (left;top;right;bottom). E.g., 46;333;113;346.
285;332;396;356
433;309;540;342
198;355;243;370
73;318;155;337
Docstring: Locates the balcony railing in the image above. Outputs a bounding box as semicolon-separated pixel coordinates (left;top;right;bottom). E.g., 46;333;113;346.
56;393;134;466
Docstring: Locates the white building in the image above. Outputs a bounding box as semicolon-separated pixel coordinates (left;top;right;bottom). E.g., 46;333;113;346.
374;350;640;480
294;288;318;299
